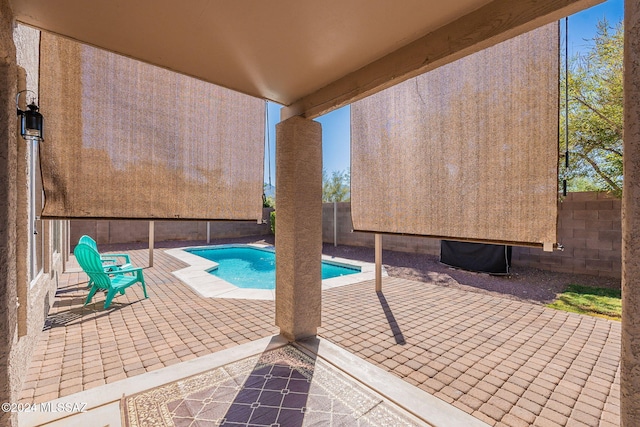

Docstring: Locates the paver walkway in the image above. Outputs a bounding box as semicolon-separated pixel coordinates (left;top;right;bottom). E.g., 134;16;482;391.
20;244;621;427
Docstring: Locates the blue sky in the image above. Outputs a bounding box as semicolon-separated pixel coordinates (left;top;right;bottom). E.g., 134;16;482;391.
263;0;624;185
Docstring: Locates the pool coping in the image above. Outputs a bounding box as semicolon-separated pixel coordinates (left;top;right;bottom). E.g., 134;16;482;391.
165;243;385;300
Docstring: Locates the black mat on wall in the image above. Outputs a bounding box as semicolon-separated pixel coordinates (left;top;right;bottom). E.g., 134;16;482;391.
440;240;512;275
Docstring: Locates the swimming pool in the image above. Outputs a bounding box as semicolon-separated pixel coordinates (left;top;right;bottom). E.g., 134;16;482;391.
186;246;361;290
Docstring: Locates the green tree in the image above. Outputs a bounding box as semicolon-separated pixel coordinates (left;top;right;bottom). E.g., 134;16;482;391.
263;183;275;208
322;169;350;202
562;19;623;197
263;195;275;208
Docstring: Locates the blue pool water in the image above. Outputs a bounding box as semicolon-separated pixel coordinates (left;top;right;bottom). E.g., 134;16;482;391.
187;246;360;290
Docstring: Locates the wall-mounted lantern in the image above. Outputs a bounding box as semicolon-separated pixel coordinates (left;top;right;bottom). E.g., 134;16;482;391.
16;90;43;140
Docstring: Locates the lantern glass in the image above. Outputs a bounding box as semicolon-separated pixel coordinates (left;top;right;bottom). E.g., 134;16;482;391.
20;102;43;140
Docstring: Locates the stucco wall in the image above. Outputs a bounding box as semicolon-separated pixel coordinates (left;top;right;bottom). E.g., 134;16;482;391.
0;15;62;427
12;20;60;417
0;1;19;424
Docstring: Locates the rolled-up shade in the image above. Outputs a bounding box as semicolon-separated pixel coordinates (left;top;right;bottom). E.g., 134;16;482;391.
39;32;264;220
351;23;559;247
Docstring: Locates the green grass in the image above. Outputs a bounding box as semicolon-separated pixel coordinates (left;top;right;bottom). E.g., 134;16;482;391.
547;284;621;321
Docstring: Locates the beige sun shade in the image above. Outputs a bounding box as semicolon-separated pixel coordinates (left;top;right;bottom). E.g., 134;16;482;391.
39;32;265;221
351;23;559;247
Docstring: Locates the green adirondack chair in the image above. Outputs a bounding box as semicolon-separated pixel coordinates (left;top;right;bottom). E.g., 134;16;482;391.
74;243;148;309
77;235;132;288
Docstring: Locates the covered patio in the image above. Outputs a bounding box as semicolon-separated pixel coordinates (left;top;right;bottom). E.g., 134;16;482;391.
2;0;639;426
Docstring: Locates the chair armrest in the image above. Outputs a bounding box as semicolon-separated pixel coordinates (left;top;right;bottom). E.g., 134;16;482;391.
101;253;131;263
103;263;132;272
110;267;143;275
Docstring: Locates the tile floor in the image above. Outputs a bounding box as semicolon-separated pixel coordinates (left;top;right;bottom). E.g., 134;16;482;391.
124;344;425;426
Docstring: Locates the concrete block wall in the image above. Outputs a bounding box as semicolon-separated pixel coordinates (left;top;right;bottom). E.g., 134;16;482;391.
512;192;622;278
71;194;621;278
324;194;622;278
322;202;441;255
70;209;274;246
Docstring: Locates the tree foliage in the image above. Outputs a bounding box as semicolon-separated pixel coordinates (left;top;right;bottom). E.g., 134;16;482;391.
263;184;275;208
563;19;623;197
263;195;275;208
322;169;350;202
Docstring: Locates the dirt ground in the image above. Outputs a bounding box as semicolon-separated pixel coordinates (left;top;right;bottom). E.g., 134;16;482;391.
323;242;620;305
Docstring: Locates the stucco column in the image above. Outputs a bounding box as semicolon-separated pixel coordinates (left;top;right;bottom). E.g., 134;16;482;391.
622;1;640;425
0;0;18;425
275;115;322;341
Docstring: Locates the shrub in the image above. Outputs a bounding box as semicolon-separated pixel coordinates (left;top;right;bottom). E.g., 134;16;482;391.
263;195;275;208
270;211;276;235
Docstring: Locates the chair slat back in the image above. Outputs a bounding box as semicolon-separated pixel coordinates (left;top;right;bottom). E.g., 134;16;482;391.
78;235;99;251
74;243;111;289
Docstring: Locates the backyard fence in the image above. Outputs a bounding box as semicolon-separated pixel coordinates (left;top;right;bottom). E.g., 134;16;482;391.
70;208;274;246
71;193;621;278
322;192;621;279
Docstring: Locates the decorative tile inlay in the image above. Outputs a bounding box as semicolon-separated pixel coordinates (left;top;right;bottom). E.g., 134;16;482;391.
123;345;424;426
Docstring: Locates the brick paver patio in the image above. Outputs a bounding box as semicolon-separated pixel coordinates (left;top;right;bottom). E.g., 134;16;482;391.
321;278;620;427
20;246;278;404
20;243;621;427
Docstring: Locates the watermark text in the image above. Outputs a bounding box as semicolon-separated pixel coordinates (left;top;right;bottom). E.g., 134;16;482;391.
1;402;87;413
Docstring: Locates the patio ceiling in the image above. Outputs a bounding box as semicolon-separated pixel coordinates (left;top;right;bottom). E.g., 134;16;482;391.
11;0;602;118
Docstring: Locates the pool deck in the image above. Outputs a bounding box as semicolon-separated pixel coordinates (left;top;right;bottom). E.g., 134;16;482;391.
18;241;620;427
166;243;383;300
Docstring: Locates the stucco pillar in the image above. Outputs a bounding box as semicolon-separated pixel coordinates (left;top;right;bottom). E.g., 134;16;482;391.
622;1;640;425
0;0;19;425
275;115;322;341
